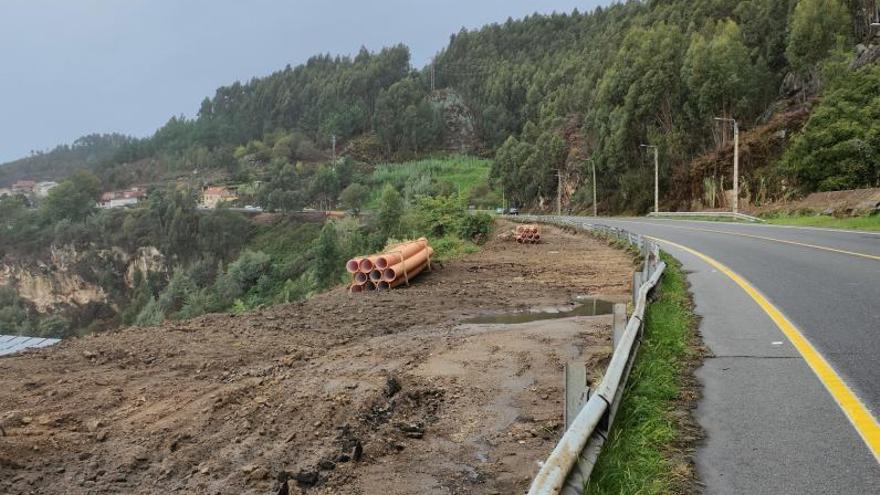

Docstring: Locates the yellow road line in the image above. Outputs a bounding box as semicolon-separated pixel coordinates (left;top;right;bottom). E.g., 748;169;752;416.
649;235;880;462
623;219;880;261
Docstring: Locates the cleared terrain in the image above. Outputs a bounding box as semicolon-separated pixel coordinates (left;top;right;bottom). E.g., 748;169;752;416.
0;222;634;494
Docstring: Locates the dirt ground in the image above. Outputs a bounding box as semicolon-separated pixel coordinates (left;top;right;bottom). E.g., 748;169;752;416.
0;221;635;495
750;186;880;216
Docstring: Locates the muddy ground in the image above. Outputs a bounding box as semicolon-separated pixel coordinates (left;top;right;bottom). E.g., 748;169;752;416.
0;221;635;495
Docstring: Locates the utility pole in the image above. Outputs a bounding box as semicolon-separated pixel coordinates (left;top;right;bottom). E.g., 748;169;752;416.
640;144;659;214
557;167;563;216
591;158;597;217
331;134;337;165
714;117;739;214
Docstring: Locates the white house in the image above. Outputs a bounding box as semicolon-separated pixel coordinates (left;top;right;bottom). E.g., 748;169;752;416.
35;181;59;198
99;188;147;209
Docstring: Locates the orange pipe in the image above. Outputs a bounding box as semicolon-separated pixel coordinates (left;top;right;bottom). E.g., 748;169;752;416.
350;283;365;293
346;257;363;273
357;254;385;273
354;272;369;284
388;259;430;288
382;246;433;282
376;238;428;269
369;269;383;282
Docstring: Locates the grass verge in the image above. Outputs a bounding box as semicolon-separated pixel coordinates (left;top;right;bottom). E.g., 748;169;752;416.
649;214;749;223
763;213;880;231
586;253;702;495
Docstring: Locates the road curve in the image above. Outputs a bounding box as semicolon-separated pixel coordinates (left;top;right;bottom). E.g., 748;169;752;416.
542;216;880;494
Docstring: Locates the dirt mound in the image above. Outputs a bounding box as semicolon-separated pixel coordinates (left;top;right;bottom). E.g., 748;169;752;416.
752;187;880;216
0;222;634;494
671;104;812;210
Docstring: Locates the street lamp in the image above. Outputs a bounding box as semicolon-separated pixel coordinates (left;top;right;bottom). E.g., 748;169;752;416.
591;158;597;217
586;157;598;217
640;144;659;214
557;166;563;216
714;117;739;214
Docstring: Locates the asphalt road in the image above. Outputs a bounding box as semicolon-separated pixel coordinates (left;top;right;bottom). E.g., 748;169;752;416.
547;216;880;494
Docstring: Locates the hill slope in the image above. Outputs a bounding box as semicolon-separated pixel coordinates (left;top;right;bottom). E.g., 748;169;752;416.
2;0;878;211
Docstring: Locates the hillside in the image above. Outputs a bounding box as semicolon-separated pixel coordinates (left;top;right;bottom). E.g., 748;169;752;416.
2;0;877;213
0;223;635;495
2;0;879;339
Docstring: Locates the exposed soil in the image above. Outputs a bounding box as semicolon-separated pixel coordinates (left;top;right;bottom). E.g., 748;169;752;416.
750;186;880;217
0;221;634;495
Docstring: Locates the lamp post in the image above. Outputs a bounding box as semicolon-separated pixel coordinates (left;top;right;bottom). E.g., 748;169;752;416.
640;144;659;214
590;158;597;217
714;117;739;214
557;166;563;216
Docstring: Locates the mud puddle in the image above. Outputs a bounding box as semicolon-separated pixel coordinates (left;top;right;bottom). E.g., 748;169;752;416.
463;297;615;325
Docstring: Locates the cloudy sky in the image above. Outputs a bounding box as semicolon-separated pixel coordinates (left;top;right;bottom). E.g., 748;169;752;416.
0;1;608;163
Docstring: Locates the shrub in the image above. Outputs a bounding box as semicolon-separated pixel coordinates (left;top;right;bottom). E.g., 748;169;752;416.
781;65;880;192
135;297;166;327
457;212;493;243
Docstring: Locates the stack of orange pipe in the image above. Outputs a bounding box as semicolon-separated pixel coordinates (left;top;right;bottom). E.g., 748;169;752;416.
515;224;541;244
345;238;434;292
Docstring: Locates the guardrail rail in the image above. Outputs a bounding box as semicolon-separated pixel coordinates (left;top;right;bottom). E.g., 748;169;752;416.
647;210;764;222
516;215;667;495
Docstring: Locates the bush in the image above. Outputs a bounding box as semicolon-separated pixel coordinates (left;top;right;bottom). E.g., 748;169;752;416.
781;65;880;192
177;289;212;320
157;267;197;316
457;212;492;243
411;195;464;237
227;250;272;288
376;184;404;240
430;235;480;262
37;315;70;338
135;297;166;327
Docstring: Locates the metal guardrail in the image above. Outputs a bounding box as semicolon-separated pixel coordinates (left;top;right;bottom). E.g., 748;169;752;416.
516;215;666;495
647;210;765;223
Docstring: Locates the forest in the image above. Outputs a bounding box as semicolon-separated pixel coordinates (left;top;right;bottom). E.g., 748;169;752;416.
0;155;492;338
2;0;877;213
1;0;879;337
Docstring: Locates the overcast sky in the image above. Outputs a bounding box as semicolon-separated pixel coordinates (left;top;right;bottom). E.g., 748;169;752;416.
0;0;609;164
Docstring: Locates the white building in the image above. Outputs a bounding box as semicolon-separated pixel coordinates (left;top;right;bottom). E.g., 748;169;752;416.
99;188;147;209
35;181;58;198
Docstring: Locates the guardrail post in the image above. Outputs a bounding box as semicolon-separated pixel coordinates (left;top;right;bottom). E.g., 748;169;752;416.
612;303;627;349
632;271;642;306
564;362;590;429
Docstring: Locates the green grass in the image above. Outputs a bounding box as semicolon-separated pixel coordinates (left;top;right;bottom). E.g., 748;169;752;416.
763;213;880;231
586;254;698;495
369;155;497;207
649;214;748;223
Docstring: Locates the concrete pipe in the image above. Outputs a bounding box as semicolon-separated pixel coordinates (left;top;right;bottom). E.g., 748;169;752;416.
382;246;434;282
376;238;428;269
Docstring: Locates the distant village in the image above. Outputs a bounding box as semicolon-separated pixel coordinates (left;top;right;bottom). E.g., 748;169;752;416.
0;180;254;211
0;179;59;199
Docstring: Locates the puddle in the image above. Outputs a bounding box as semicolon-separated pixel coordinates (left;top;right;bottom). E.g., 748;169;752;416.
463;297;615;325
